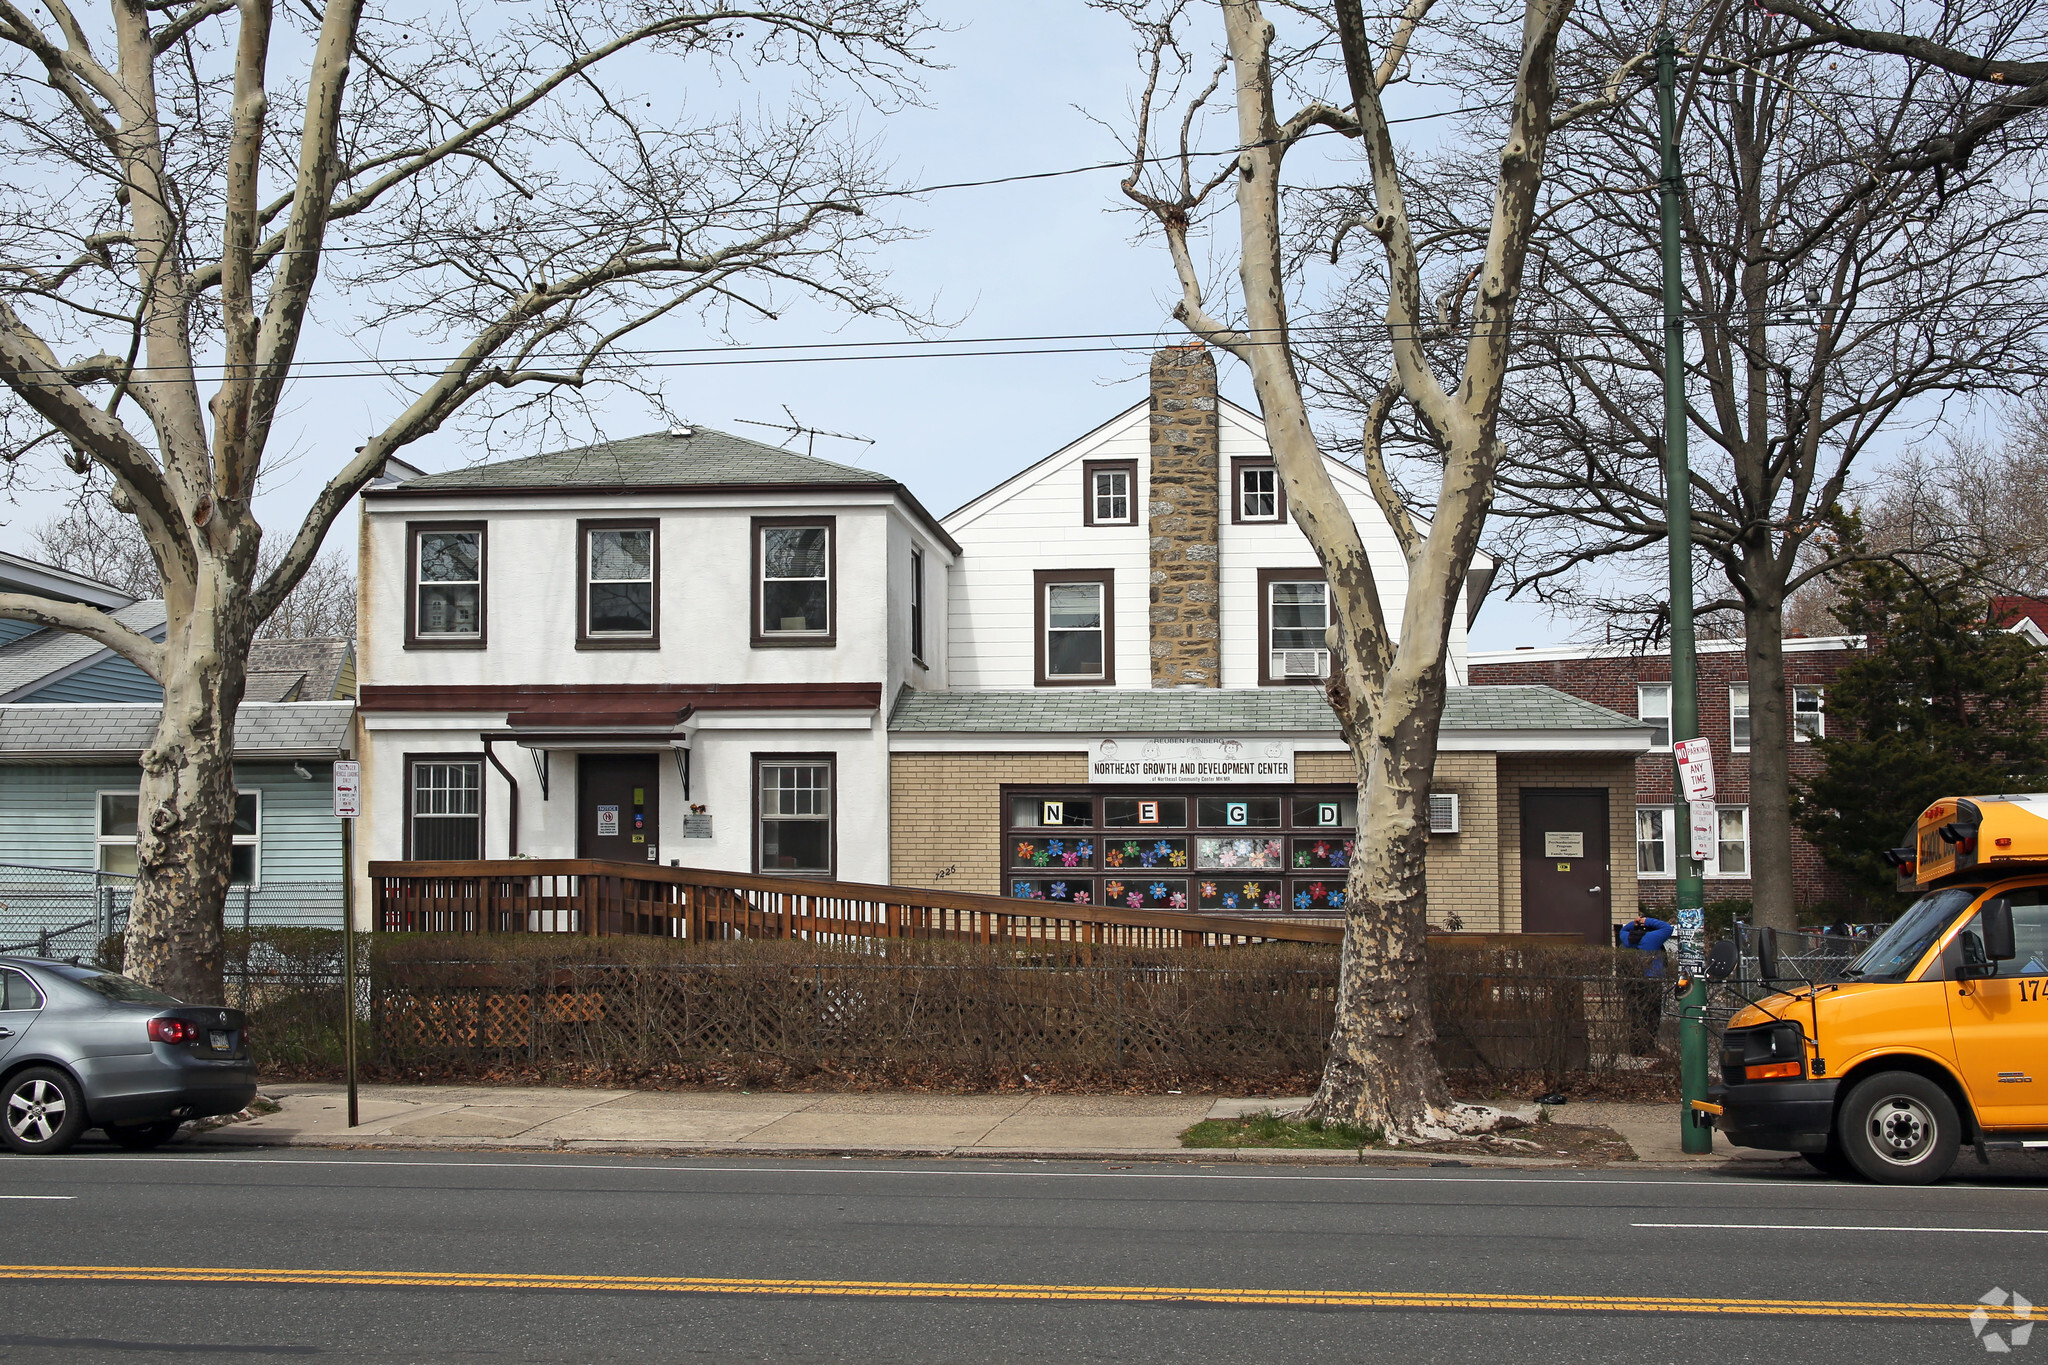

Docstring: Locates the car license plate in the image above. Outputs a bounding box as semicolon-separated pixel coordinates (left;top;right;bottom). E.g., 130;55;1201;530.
209;1030;231;1052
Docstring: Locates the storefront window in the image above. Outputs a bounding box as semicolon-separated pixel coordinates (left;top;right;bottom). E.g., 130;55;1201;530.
1003;787;1351;916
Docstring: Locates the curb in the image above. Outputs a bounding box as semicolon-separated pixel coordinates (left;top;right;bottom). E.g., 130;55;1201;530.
185;1128;1611;1168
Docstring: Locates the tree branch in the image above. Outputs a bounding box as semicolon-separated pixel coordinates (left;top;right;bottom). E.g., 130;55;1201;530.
0;592;164;678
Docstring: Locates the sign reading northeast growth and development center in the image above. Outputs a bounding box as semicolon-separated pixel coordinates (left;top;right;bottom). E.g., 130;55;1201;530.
1088;737;1296;785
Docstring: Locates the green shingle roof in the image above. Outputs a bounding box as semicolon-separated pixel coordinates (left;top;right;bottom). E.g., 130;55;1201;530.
888;685;1646;734
391;428;895;493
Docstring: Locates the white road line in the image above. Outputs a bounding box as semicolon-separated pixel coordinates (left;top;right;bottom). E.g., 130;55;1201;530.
0;1195;75;1200
6;1153;2040;1194
1637;1222;2042;1234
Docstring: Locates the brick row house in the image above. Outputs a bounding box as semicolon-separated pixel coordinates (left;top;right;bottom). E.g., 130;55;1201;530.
352;347;1652;942
1468;637;1863;915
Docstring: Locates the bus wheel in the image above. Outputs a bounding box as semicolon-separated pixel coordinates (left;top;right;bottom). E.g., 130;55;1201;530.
1837;1072;1960;1185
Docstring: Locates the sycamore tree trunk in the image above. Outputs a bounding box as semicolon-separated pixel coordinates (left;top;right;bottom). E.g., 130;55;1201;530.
126;553;260;1003
1316;670;1454;1130
1742;582;1797;931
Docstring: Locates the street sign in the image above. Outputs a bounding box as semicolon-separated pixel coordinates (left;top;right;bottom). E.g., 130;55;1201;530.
332;760;360;819
1674;736;1716;802
1688;800;1716;861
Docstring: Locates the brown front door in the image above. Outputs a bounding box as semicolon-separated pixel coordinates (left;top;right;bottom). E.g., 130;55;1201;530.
1520;788;1611;944
578;755;660;865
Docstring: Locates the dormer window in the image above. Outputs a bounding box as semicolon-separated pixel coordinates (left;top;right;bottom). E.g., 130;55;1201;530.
1233;458;1284;524
753;516;836;646
1082;459;1137;526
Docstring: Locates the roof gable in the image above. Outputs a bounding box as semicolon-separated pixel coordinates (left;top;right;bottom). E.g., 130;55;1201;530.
0;600;168;702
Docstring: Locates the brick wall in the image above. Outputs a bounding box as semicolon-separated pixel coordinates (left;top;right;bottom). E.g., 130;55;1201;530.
1297;750;1502;930
1472;644;1859;912
891;752;1089;893
897;749;1508;925
1495;753;1641;935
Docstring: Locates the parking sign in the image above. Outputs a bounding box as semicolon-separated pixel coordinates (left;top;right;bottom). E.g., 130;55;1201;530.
332;760;360;819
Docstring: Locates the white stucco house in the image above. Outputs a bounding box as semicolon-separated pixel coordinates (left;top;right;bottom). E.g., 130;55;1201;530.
354;348;1651;940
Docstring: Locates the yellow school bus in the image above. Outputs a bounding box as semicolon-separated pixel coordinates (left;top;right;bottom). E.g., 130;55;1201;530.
1707;794;2048;1184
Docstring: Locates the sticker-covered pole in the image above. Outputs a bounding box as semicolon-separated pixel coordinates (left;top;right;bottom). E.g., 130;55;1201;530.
1658;27;1712;1155
333;759;361;1130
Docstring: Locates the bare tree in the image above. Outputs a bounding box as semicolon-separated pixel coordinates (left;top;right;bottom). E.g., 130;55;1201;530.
1105;0;1631;1137
1449;0;2048;929
29;494;162;599
0;0;933;1000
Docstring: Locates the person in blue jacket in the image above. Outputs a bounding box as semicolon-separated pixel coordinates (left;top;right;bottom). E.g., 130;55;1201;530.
1619;913;1674;1053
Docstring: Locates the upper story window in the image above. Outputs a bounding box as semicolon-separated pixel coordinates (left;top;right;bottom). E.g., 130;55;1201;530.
408;522;485;648
1258;568;1329;684
1082;459;1137;526
909;547;927;664
1035;568;1114;686
408;758;482;860
579;521;658;648
753;516;835;647
1233;458;1285;524
1793;684;1825;740
1637;683;1672;749
1730;684;1751;752
99;790;257;882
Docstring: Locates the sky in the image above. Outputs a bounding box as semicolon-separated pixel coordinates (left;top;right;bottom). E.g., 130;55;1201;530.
0;1;1573;651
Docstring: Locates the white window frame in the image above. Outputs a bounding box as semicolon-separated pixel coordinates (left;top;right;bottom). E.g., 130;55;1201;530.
1633;804;1749;879
1715;804;1749;877
1091;467;1133;525
1267;578;1330;681
1635;806;1672;879
1044;580;1107;681
1239;465;1281;522
756;758;834;876
413;526;484;638
97;788;258;884
1637;683;1672;750
909;547;926;664
1729;684;1751;752
1792;684;1825;741
584;524;656;638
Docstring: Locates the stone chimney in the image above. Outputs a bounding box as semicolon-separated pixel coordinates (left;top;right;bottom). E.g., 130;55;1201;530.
1147;346;1221;687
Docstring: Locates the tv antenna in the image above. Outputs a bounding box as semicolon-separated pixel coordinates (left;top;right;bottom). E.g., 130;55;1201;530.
735;406;876;463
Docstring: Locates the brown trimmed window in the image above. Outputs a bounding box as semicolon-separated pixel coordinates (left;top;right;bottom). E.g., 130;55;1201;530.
579;519;658;647
753;516;836;646
1082;459;1137;526
755;754;834;876
406;522;486;647
1035;569;1114;686
1258;567;1329;684
407;756;484;860
1233;458;1285;524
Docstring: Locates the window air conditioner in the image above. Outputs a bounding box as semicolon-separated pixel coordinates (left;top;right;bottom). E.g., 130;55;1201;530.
1278;649;1330;678
1428;792;1461;835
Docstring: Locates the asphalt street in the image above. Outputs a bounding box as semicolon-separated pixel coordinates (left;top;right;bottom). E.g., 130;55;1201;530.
1;1144;2044;1363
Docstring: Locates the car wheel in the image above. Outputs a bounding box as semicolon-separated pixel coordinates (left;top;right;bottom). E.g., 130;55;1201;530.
104;1119;183;1150
1836;1071;1961;1185
2;1067;88;1155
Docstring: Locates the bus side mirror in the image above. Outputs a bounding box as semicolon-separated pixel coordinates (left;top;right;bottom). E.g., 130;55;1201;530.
1705;939;1738;982
1756;925;1780;983
1981;898;2017;963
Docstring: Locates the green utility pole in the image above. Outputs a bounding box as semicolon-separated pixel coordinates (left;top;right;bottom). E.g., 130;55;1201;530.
1657;28;1713;1155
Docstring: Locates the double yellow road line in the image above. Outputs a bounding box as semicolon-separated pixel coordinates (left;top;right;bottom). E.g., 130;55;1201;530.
0;1264;2022;1320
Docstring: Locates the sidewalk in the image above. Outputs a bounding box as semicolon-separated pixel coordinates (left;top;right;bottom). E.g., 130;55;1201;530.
188;1083;1786;1168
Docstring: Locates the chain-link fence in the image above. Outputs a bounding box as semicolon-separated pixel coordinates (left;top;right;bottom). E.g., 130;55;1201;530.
0;862;343;962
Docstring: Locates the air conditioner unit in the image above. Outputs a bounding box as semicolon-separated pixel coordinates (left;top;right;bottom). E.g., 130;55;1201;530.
1428;792;1461;835
1277;649;1330;679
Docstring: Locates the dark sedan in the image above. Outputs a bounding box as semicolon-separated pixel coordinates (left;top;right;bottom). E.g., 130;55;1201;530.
0;956;257;1154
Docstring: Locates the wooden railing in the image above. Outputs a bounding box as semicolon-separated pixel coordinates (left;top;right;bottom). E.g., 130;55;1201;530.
368;859;1343;948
